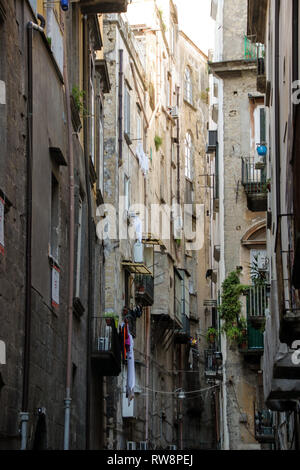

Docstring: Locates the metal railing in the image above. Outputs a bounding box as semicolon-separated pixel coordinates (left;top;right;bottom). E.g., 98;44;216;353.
91;316;120;359
246;284;268;318
242;157;267;194
255;410;275;443
135;274;154;306
205;350;222;375
175;314;190;342
244;36;265;61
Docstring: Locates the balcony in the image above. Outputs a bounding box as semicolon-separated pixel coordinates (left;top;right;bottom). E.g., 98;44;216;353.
239;323;264;358
255;410;275;444
80;0;129;14
244;36;265;61
204;350;223;380
174;314;190;344
247;0;268;44
242;157;267;211
135;274;154;306
91;316;121;376
246;283;268;329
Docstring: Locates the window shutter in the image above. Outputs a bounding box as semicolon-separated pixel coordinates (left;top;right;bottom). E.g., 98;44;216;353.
260;108;266;142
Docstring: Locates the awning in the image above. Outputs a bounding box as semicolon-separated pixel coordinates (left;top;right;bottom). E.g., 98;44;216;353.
121;261;152;275
142;233;166;248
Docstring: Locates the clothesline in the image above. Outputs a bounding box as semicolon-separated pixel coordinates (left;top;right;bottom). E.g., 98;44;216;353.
140;383;220;396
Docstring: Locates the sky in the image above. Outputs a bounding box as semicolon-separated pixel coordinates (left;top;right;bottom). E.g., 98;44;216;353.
174;0;215;55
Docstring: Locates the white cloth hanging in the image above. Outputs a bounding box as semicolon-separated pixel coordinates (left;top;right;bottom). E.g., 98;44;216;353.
126;331;135;405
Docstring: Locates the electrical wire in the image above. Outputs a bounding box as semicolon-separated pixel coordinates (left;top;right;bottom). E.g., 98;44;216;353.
140;383;220;396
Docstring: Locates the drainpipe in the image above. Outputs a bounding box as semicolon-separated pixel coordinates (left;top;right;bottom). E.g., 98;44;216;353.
145;306;150;442
118;50;123;167
20;17;45;451
275;0;280;223
176;86;180;205
179;346;183;450
82;14;93;450
63;11;75;450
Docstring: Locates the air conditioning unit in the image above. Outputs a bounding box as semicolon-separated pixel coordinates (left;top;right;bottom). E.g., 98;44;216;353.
97;335;110;351
170;106;179;119
127;441;137;450
138;441;148;450
167;444;177;450
206;130;217;154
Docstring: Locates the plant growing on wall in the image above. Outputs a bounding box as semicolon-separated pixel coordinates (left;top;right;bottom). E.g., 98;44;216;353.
219;268;249;345
261;178;271;193
71;86;87;117
175;238;181;247
154;135;163;151
158;9;167;33
250;255;268;285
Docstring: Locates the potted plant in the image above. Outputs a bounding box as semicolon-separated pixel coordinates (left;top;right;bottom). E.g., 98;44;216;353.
226;326;243;345
206;327;217;344
104;311;119;328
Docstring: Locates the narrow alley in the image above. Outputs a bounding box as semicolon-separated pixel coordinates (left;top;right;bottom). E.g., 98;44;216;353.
0;0;300;452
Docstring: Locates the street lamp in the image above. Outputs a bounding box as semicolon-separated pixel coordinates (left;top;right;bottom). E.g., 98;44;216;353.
176;388;186;400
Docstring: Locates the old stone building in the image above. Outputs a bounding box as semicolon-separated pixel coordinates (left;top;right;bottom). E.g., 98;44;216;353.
209;0;267;450
99;0;212;449
0;0;217;451
247;0;300;450
0;0;129;450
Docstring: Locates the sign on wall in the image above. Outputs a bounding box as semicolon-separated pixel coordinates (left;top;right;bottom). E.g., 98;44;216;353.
51;264;60;309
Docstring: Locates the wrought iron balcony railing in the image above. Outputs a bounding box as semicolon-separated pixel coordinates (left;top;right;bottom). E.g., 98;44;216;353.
255;410;275;444
244;36;265;61
204;350;223;380
135;274;154;306
174;314;190;344
91;316;121;376
242;157;267;211
246;283;268;328
242;157;267;192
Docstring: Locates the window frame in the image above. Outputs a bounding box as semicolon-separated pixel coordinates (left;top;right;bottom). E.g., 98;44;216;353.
184;66;193;105
185;131;193;181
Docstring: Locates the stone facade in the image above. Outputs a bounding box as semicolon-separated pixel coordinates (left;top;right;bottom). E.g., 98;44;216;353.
209;0;266;450
0;0;113;450
100;0;212;450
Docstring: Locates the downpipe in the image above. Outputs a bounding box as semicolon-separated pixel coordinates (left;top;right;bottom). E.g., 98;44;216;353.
62;9;75;450
20;16;45;451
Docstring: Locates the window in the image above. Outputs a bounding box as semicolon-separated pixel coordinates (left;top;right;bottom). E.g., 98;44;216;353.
184;67;193;104
46;7;64;74
90;57;95;165
124;84;131;136
136;106;142;141
170;24;176;56
51;174;59;261
185;132;193;180
124;176;130;212
167;75;172;108
260;107;266;143
98;101;104;196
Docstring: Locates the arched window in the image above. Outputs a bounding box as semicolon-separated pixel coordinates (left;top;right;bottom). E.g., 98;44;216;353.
184;67;193;104
185;132;193;180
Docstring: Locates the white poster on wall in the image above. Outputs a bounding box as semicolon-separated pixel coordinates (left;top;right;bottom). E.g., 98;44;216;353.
51;264;60;308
